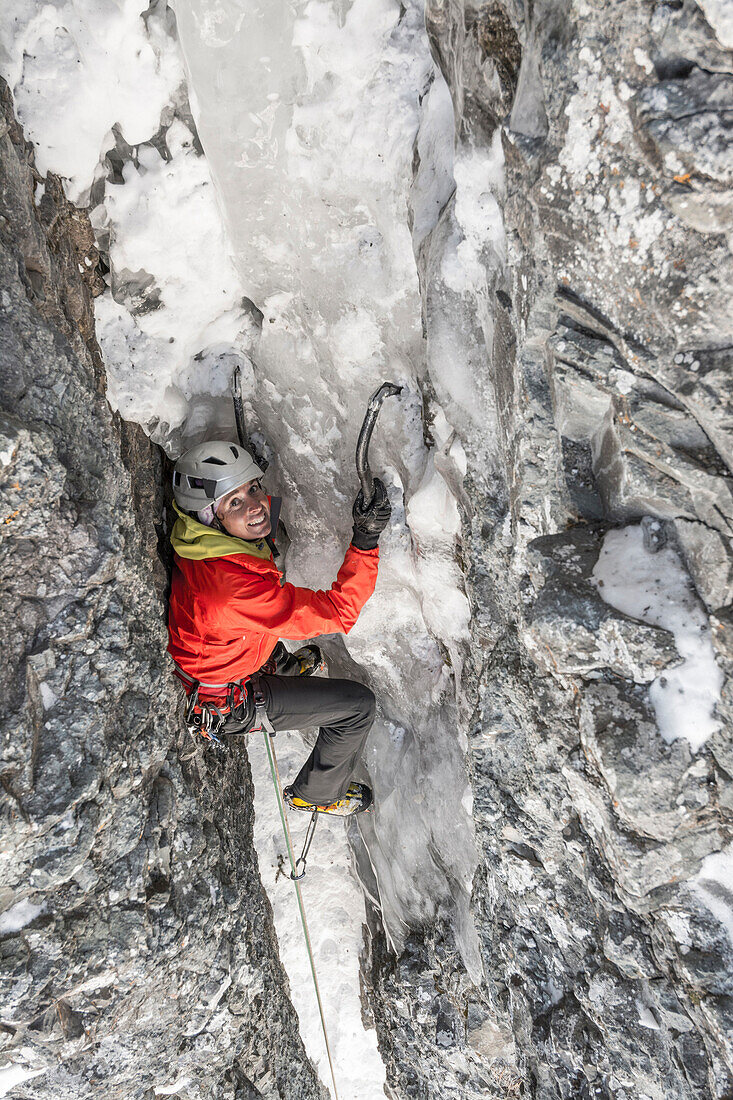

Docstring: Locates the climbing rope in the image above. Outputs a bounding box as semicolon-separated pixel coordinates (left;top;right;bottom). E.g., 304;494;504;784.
262;731;340;1100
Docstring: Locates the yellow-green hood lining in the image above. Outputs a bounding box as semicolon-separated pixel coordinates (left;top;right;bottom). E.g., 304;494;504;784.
171;501;272;561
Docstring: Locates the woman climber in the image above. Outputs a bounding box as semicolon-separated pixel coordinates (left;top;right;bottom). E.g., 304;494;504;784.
167;439;390;816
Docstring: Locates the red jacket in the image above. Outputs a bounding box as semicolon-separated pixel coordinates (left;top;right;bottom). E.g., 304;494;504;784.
167;503;379;690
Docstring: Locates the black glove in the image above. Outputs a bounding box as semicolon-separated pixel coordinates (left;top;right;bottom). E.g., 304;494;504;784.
351;478;391;551
264;641;295;675
263;642;327;676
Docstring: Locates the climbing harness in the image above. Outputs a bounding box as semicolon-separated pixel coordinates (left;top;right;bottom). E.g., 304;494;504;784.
176;665;250;745
263;729;339;1100
248;673;275;734
176;663;277;743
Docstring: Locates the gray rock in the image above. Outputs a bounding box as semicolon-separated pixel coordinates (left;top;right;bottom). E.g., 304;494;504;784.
579;680;715;843
526;529;680;681
111;266;162;315
658;0;733;73
4;0;733;1095
509;34;548;141
632;69;733;183
673;518;733;613
548;320;733;532
363;918;518;1099
403;0;733;1096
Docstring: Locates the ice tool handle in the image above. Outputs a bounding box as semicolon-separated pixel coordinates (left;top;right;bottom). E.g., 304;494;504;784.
232;363;268;471
355;382;402;508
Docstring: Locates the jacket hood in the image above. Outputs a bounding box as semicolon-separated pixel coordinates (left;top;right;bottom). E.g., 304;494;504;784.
171;501;273;561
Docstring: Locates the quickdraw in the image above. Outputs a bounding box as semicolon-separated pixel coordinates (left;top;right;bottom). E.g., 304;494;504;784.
290;810;319;881
181;675;250;745
184;685;224;744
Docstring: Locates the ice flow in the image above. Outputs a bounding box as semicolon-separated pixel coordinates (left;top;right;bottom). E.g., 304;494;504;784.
174;0;480;970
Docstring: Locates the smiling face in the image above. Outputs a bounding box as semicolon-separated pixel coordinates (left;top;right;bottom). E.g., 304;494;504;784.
216;478;271;540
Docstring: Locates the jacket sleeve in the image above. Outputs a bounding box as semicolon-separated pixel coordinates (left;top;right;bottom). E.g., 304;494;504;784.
215;545;380;640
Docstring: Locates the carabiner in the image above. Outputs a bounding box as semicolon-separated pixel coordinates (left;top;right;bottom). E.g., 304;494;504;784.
290;810;319;881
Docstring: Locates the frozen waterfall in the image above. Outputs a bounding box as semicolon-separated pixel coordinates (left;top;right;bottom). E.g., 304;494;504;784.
170;0;484;948
171;0;483;1087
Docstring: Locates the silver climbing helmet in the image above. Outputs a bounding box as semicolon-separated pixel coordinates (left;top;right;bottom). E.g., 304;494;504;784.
172;440;264;512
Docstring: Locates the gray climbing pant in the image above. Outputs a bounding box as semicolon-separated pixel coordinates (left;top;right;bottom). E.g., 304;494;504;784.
221;673;376;806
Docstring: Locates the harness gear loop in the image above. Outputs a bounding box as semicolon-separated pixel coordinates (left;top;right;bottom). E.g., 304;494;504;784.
183;683;223;745
290;810;319;881
180;670;251;745
263;730;340;1100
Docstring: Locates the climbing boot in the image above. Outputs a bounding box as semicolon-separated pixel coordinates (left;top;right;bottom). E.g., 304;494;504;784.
283;782;373;816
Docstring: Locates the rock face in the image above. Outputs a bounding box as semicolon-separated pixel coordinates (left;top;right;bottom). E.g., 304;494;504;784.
0;82;325;1099
2;0;732;1095
396;0;733;1097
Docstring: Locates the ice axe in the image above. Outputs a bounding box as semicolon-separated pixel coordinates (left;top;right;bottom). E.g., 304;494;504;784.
232;362;267;471
355;382;402;507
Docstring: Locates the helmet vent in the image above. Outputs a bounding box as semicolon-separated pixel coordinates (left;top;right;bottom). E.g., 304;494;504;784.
172;440;262;511
188;475;218;495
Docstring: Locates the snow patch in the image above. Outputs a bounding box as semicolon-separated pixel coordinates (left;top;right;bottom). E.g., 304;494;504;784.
94;119;246;431
410;72;456;249
0;899;45;934
154;1078;193;1097
592;526;722;751
694;845;733;946
0;1063;46;1097
406;452;470;665
443;129;505;294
